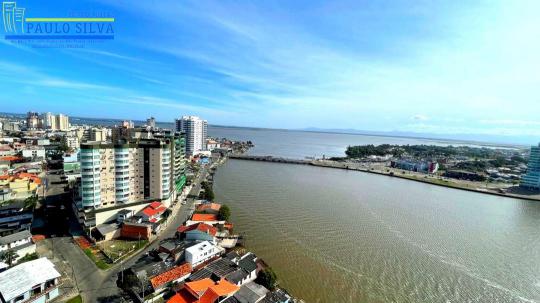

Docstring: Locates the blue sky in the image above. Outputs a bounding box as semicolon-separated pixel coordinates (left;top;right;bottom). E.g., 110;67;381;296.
1;0;540;142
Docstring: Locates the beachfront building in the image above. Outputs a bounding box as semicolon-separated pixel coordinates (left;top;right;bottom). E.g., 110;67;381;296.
0;258;61;303
174;133;187;193
175;116;208;156
521;143;540;190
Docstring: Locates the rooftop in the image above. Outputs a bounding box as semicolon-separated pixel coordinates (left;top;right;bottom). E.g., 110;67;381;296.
0;258;60;302
234;282;269;303
191;214;218;222
150;263;192;289
0;230;32;245
178;223;217;236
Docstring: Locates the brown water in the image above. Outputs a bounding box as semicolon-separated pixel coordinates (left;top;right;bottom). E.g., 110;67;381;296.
214;159;540;303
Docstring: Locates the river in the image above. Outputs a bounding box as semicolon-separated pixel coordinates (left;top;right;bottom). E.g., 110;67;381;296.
211;129;540;303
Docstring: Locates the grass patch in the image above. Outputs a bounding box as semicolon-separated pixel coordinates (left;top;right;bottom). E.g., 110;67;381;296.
83;248;110;270
100;239;149;263
66;295;83;303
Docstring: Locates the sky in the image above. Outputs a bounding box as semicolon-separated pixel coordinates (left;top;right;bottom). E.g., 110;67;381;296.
1;0;540;143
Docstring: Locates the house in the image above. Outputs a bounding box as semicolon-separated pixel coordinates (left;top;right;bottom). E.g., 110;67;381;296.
0;257;61;303
177;223;217;243
261;289;292;303
117;209;135;224
196;203;221;214
0;201;33;237
232;282;269;303
21;146;45;160
120;222;152;240
186;214;225;227
150;263;192;294
185;241;224;267
167;278;240;303
157;240;194;262
0;230;36;262
94;223;121;241
141;201;168;223
189;258;238;282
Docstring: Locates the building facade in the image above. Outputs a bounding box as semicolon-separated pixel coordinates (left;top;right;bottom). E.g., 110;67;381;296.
175;116;207;156
80;138;173;209
521;143;540;190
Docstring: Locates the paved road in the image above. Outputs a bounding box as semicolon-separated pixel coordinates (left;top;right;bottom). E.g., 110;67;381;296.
46;167;209;302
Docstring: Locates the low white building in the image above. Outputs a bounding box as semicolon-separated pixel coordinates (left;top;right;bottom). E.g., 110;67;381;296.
0;257;61;303
21;146;45;160
185;241;224;267
0;230;36;262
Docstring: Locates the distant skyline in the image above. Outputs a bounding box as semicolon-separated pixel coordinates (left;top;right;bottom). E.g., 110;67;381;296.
1;1;540;143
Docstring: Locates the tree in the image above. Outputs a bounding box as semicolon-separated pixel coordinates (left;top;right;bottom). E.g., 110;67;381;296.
17;252;38;264
218;204;231;221
200;181;215;201
0;249;19;266
256;267;278;290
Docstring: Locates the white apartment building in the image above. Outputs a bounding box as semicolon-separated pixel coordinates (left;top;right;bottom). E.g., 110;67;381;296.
185;241;224;266
175;116;208;156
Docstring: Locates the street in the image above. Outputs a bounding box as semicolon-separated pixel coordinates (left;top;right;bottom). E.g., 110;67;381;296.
38;167;209;302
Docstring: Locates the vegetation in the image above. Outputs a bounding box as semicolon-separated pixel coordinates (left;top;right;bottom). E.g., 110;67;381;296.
66;295;83;303
83;248;110;270
200;181;215;201
0;249;19;266
345;144;524;161
256;267;278;290
23;195;38;210
218;204;231;221
17;252;39;264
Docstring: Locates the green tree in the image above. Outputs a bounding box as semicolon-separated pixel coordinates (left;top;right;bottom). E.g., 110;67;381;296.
0;249;19;266
218;204;231;221
200;181;215;201
256;267;278;290
17;252;38;264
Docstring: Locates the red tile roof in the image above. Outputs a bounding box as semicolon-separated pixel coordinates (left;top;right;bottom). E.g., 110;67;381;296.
177;223;217;236
142;201;167;218
191;214;218;222
0;156;21;162
167;289;198;303
150;263;192;289
183;278;239;303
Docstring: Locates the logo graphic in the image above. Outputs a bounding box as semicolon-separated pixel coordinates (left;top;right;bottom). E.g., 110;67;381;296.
2;1;114;48
2;1;24;33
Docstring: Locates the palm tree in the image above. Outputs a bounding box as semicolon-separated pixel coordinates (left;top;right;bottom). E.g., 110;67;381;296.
0;249;19;266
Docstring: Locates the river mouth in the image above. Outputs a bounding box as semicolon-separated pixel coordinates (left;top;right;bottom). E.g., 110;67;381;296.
214;159;540;303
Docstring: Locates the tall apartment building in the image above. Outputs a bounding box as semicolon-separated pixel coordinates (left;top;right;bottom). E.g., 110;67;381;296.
521;143;540;190
147;117;156;129
56;113;69;130
174;133;187;192
175;116;207;156
38;112;69;130
26;112;39;129
78;136;185;228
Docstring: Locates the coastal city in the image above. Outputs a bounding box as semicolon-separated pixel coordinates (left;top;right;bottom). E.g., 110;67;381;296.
3;1;540;302
1;111;540;302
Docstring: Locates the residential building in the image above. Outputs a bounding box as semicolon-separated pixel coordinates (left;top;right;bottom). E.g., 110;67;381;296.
167;278;239;303
0;257;61;303
147;117;156;129
26;112;39;130
40;112;56;130
196;203;221;214
232;282;269;303
66;136;79;150
21;146;45;160
185;241;224;267
177;223;217;243
120;221;152;240
175;116;208;156
521;143;540;190
89;127;109;142
0;230;36;262
79;138;173;209
56;114;69;131
0;201;33;236
174;133;187;193
150;263;192;294
141;201;167;223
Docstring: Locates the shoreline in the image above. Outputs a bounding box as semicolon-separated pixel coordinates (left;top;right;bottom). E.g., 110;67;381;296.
228;155;540;202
